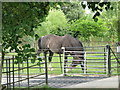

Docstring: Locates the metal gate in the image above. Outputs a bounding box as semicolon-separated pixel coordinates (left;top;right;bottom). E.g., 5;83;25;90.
1;45;119;89
62;45;119;76
2;55;48;89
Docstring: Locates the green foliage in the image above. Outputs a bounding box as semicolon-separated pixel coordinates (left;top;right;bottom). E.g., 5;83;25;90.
2;2;119;65
99;2;119;42
69;16;108;40
34;8;68;36
2;2;50;63
60;2;84;22
81;1;113;22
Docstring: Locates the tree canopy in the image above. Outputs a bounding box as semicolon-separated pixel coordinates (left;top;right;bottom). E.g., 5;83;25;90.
2;2;51;63
35;8;68;36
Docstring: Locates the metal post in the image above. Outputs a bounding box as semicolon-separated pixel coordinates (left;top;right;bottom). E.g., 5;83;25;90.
12;56;14;90
84;52;87;74
8;59;11;90
116;45;120;89
62;47;66;76
6;59;8;89
106;45;111;77
117;45;120;61
44;53;48;85
18;62;20;88
26;57;29;89
104;47;106;74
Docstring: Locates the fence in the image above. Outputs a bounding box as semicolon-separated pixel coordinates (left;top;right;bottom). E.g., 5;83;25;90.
62;45;120;76
2;54;48;89
1;45;120;89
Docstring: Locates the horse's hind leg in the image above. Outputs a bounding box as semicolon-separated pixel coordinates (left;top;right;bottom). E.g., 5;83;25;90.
81;62;84;72
64;56;68;73
59;54;62;72
48;51;54;71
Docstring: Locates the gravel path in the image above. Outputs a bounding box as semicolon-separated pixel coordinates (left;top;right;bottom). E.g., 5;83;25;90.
2;75;106;88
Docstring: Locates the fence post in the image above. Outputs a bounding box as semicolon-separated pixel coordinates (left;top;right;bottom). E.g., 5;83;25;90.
104;47;106;73
12;56;15;90
116;44;120;89
26;57;29;89
61;47;66;76
117;45;120;60
84;52;87;74
44;53;48;85
106;45;111;77
8;58;11;89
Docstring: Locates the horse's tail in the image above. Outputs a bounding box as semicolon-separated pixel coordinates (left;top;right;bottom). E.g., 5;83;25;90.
78;40;84;60
37;37;42;55
38;37;42;49
78;40;84;51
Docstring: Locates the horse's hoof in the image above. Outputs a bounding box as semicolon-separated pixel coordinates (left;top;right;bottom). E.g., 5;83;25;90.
66;69;72;72
48;67;54;71
50;68;54;71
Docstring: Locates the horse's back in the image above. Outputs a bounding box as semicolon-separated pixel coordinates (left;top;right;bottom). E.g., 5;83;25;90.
62;35;83;50
38;34;84;53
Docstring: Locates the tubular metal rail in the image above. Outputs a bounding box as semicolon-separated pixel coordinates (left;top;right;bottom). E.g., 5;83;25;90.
2;55;48;90
1;45;119;89
62;45;119;76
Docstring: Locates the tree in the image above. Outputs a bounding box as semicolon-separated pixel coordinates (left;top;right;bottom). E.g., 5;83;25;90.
1;2;59;89
34;8;68;36
2;2;65;61
60;2;84;22
81;1;113;22
81;1;120;43
69;16;108;40
98;2;119;43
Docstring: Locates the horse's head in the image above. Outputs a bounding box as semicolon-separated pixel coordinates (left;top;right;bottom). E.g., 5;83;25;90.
70;48;85;70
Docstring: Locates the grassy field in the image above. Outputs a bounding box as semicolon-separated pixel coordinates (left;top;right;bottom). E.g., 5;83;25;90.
2;46;119;76
2;47;119;89
2;51;119;76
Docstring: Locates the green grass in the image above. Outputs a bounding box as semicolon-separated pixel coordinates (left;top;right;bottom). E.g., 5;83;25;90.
2;46;119;76
2;52;119;76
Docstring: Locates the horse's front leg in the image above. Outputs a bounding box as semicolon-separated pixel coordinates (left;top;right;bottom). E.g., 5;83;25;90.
48;51;54;71
65;56;70;72
81;62;84;72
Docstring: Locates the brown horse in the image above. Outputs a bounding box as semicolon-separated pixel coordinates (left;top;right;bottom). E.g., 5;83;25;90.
37;34;84;71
